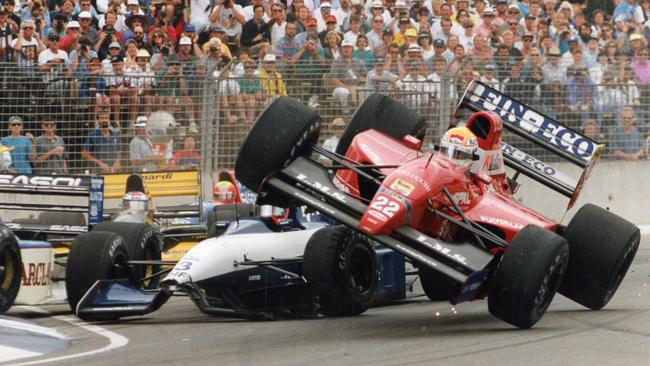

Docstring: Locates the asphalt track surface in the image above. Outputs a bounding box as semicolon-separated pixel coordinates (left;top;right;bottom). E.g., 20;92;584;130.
3;237;650;366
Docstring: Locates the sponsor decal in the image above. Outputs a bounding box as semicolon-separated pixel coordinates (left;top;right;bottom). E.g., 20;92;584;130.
49;225;88;232
451;191;470;205
389;178;415;196
416;235;469;266
359;143;382;164
367;209;388;222
468;83;597;161
21;262;51;286
332;176;350;193
369;195;401;219
479;215;524;229
394;170;431;192
141;172;174;181
248;275;261;281
0;174;84;187
502;143;557;176
295;173;348;203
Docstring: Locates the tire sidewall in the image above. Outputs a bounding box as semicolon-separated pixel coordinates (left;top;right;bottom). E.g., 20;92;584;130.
0;230;22;314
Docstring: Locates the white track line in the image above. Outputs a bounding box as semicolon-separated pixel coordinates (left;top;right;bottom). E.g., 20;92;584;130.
0;346;42;363
8;314;128;366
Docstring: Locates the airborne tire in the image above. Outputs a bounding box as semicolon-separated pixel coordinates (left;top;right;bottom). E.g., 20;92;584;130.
302;226;378;316
0;225;21;314
235;97;321;193
335;93;428;156
488;225;569;329
559;204;640;310
206;203;256;237
92;222;162;289
66;231;131;313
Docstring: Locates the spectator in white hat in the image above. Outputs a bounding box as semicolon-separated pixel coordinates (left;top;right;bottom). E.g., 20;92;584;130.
329;39;367;108
59;20;81;53
77;11;99;45
130;116;164;172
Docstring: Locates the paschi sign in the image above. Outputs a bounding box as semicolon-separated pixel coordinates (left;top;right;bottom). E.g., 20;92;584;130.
467;83;597;162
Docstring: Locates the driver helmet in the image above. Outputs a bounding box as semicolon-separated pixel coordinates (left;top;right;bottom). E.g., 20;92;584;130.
213;180;238;204
120;191;149;212
439;126;478;171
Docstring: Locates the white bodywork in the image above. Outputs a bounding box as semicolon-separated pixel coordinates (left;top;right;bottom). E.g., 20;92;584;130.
14;244;56;305
164;228;322;285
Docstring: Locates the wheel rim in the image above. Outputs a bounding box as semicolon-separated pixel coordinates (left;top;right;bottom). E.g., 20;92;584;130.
604;235;640;303
142;245;155;288
1;246;16;292
347;244;374;295
534;254;567;315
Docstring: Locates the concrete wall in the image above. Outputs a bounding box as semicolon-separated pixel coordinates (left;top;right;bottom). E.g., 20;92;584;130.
513;161;650;225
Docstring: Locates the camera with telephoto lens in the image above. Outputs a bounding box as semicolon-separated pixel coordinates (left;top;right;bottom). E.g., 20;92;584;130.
161;46;170;56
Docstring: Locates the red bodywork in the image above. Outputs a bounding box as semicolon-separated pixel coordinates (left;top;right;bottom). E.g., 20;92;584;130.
337;112;558;247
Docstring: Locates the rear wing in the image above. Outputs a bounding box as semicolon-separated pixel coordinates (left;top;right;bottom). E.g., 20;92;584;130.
457;81;604;210
0;173;104;233
102;170;202;219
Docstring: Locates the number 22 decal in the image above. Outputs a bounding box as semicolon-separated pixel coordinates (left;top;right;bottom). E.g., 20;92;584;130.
369;196;400;218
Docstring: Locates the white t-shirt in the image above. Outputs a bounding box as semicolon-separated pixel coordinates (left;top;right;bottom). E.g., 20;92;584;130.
271;21;286;45
38;48;69;82
211;4;245;37
191;0;212;33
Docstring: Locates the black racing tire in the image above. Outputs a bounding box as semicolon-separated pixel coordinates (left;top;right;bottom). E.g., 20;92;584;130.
92;222;162;289
0;225;21;314
235;97;321;193
206;203;256;238
38;211;86;227
335;93;428;156
302;226;378;316
66;231;131;314
559;204;640;310
419;265;459;302
488;225;569;329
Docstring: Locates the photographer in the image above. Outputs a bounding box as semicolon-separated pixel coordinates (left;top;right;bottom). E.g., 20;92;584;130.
149;5;178;43
95;24;120;60
209;0;246;44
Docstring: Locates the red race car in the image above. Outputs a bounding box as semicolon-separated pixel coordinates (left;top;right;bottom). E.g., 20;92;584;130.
234;81;640;329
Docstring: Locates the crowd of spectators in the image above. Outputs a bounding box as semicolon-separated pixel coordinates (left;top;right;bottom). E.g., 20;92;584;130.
1;0;650;169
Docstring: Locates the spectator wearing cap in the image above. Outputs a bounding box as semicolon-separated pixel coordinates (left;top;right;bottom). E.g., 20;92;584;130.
77;11;99;46
560;37;581;68
398;57;431;108
320;117;346;164
130;116;164;172
74;0;98;21
208;0;245;46
494;0;509;26
258;53;288;102
372;29;393;58
365;0;390;28
523;13;537;35
295;17;318;44
95;23;120;61
399;28;419;55
59;20;81;53
366;14;385;50
131;49;155;114
542;46;567;83
240;4;271;56
480;63;501;91
431;38;447;61
38;32;69;91
319;14;341;48
476;7;495;38
33;118;68;175
393;17;411;46
364;56;399;97
626;33;645;57
121;13;147;43
145;3;176;43
315;2;335;32
329;39;367;108
101;40;121;74
81;109;121;173
323;30;342;60
123;0;144;18
2;116;34;174
518;32;535;57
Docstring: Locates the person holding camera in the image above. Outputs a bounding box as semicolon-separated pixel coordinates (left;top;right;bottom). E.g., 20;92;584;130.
209;0;246;45
292;33;325;107
149;5;178;43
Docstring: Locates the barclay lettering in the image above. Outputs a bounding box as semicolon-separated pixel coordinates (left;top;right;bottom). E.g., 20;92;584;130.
21;262;51;286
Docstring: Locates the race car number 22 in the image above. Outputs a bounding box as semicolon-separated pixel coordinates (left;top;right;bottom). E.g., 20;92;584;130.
369;196;400;218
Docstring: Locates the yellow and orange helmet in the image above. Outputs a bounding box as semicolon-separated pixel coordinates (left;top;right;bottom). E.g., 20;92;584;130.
439;126;478;171
213;180;238;204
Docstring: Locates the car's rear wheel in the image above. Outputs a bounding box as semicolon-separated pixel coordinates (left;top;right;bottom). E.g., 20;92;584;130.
66;232;131;315
488;225;569;329
235;97;321;193
92;222;161;289
336;93;427;156
0;225;21;314
302;226;378;316
559;204;640;310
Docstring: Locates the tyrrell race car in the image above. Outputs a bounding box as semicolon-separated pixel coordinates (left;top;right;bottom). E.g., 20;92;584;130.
71;82;639;328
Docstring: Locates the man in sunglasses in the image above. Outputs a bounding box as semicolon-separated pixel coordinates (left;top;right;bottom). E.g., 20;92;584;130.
77;11;99;45
33;119;68;174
